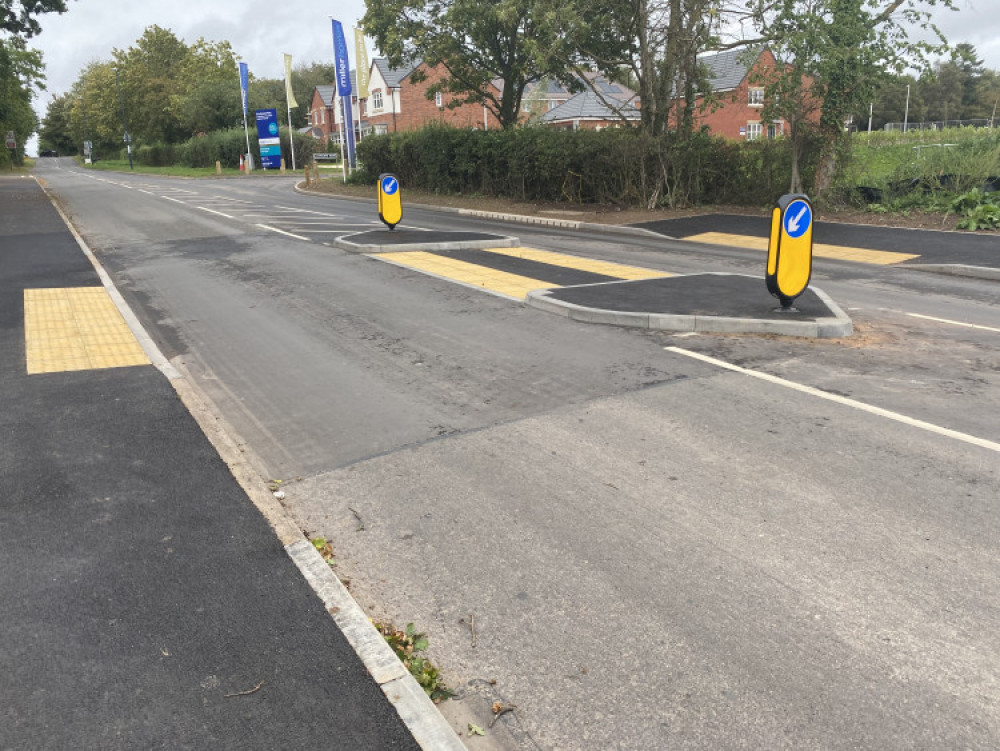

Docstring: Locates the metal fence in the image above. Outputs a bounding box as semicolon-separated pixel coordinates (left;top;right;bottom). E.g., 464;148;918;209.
883;119;995;132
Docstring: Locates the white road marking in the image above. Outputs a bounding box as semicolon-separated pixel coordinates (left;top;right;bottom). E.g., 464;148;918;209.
905;312;1000;333
256;223;311;241
162;196;185;204
666;346;1000;454
197;206;234;219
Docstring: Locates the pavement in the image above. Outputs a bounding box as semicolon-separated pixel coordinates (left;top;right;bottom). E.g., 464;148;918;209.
0;175;462;750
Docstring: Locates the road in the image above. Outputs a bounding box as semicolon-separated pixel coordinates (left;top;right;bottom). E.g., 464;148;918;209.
35;158;1000;749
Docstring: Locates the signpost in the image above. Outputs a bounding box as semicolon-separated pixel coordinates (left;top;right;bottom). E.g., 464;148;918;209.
377;173;402;230
766;193;814;309
5;131;15;150
255;109;282;169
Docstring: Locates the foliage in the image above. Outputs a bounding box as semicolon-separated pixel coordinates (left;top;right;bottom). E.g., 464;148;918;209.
355;123;819;207
0;36;43;167
362;0;552;129
732;0;955;196
950;188;1000;231
1;0;65;37
375;621;454;703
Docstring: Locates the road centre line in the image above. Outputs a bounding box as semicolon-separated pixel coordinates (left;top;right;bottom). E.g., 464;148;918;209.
197;206;234;219
256;223;311;241
905;312;1000;333
665;346;1000;454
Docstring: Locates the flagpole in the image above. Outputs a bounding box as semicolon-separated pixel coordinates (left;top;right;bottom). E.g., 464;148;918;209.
341;94;350;182
283;53;298;172
239;62;252;172
336;92;346;182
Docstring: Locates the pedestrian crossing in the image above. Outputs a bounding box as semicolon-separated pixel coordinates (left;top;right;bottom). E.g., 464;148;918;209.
683;232;919;265
371;247;672;300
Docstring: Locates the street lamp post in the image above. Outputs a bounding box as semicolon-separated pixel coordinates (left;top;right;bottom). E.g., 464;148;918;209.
114;67;133;170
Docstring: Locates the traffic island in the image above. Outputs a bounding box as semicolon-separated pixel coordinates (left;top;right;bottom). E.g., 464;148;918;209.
526;272;853;338
335;229;519;253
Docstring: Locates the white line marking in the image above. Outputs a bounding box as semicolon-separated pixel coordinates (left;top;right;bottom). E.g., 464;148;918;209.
197;206;234;219
162;196;185;204
906;312;1000;333
665;346;1000;454
137;189;154;195
256;223;311;241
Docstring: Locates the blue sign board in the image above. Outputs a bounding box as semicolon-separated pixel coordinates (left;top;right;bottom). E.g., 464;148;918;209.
255;108;281;169
783;198;812;239
331;19;356;169
380;175;398;195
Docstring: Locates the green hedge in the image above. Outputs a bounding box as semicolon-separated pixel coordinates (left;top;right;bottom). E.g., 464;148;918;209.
354;124;821;207
126;127;319;170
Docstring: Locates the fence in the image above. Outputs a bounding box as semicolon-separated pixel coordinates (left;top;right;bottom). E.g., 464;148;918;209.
883;119;995;132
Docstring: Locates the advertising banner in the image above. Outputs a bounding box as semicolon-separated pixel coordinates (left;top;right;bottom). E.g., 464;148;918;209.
331;19;356;168
255;108;282;169
239;62;250;118
354;28;370;99
284;53;297;108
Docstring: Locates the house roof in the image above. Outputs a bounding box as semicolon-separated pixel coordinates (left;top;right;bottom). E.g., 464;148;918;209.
540;90;640;123
315;85;335;106
698;48;761;93
371;57;423;88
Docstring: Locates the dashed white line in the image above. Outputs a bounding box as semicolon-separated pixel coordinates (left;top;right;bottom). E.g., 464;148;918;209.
256;223;311;241
197;206;234;219
666;346;1000;454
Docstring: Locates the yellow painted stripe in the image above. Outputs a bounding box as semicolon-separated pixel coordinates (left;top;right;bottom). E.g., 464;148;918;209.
24;287;151;374
481;247;671;280
684;232;920;266
372;251;554;300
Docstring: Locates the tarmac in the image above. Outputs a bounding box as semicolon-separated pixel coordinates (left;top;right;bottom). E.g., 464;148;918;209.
5;173;995;748
0;175;461;750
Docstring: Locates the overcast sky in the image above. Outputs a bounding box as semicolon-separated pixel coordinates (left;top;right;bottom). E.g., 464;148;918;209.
26;0;1000;133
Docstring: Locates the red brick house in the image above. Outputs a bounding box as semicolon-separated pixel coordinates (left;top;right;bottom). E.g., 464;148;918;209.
365;58;502;133
539;77;640;130
690;48;816;140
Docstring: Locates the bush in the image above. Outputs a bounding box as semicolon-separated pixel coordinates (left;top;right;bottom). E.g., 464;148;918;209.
355;124;816;208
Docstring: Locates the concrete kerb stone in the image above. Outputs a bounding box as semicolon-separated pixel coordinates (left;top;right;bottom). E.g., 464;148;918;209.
334;234;520;254
526;277;854;339
901;263;1000;282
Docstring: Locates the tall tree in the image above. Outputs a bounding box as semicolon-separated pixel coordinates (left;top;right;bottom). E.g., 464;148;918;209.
727;0;955;195
1;0;66;37
362;0;552;129
0;37;43;164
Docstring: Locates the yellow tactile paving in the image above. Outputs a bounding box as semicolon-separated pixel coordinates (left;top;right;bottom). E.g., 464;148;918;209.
372;251;558;300
481;247;672;280
24;287;151;374
684;232;920;265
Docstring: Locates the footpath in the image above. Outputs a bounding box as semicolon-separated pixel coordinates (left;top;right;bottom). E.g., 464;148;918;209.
0;175;458;749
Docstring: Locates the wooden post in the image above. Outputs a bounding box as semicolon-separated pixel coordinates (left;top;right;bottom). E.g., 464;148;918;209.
280;157;286;173
215;160;221;176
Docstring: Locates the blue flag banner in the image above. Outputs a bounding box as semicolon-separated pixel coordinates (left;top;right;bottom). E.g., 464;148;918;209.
255;108;281;169
331;19;356;168
239;62;250;118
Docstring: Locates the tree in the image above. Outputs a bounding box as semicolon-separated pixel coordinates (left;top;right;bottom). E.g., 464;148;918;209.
1;0;66;37
725;0;955;195
362;0;554;129
0;37;43;164
535;0;717;136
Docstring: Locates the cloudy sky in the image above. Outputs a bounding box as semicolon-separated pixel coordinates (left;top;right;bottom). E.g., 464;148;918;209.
26;0;1000;130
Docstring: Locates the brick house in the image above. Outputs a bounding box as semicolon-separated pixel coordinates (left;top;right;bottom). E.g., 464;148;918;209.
690;48;814;140
308;85;337;140
540;77;639;130
366;58;502;133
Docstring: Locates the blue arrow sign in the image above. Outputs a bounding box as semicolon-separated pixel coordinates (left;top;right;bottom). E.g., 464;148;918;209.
381;175;398;196
783;199;812;239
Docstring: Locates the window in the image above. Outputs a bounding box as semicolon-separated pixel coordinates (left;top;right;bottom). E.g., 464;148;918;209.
320;109;326;125
372;90;383;111
746;121;762;140
435;91;443;107
768;120;784;139
748;88;764;107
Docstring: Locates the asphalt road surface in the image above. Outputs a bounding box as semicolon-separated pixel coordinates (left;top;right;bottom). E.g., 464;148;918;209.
35;158;1000;749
